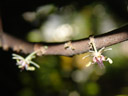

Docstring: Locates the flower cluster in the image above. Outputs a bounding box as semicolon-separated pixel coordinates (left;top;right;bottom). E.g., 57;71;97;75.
12;51;40;71
12;46;48;71
82;37;113;68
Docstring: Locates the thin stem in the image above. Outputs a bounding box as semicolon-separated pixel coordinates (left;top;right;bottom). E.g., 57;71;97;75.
92;42;98;53
25;50;39;61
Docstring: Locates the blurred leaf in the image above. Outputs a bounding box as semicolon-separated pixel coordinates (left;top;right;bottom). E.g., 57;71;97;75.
27;29;42;42
18;88;35;96
60;56;73;72
85;82;100;96
74;52;92;69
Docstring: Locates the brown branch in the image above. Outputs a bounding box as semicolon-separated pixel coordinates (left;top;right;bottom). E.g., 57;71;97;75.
0;24;128;56
0;15;128;56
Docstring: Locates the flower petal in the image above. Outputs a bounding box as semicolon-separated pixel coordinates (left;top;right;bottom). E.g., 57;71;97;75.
82;55;91;59
27;66;35;71
86;61;92;67
95;57;105;69
30;61;40;68
106;58;113;64
104;48;112;51
98;47;105;53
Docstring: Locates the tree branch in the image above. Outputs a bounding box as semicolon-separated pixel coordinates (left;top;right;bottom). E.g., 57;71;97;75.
0;16;128;56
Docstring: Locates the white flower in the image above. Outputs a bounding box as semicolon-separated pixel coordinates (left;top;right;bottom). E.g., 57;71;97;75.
12;51;40;71
82;37;113;68
12;46;48;71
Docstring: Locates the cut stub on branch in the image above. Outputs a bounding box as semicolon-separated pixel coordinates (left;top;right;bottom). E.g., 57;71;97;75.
34;44;48;56
64;41;75;50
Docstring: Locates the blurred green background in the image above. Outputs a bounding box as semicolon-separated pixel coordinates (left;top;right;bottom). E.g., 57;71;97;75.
0;0;128;96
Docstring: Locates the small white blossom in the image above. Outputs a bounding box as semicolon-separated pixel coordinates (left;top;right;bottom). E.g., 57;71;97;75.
82;36;113;68
12;51;40;71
